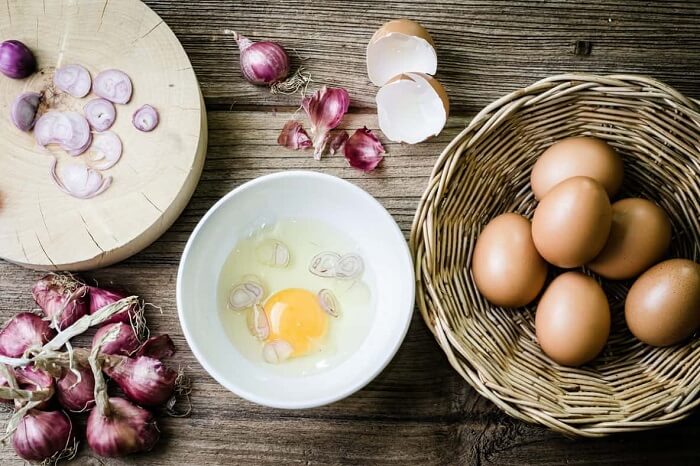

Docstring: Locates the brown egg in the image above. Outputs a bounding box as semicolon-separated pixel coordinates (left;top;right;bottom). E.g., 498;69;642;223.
532;177;612;268
472;213;548;307
625;259;700;346
588;198;672;280
531;137;623;200
535;272;610;366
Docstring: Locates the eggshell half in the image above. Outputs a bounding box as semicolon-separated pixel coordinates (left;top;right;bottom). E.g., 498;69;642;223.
376;73;449;144
367;19;438;86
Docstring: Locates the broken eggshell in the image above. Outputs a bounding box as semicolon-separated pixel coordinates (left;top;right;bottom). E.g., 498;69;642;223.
376;72;449;144
366;19;437;87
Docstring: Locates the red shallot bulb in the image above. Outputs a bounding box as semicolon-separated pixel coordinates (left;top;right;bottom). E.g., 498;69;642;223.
0;312;55;358
32;274;89;330
15;365;54;409
228;31;290;85
88;286;140;325
104;355;176;406
92;322;140;356
53;64;92;98
136;334;176;359
301;86;350;160
343;127;385;172
57;365;95;412
132;104;159;132
12;409;73;462
93;69;132;104
0;40;36;79
83;98;116;131
10;92;41;131
86;397;159;457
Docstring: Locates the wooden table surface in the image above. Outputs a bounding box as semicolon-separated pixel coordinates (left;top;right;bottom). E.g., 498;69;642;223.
1;1;699;464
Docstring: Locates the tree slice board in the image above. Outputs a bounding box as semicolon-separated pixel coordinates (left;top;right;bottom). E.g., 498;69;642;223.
0;0;206;271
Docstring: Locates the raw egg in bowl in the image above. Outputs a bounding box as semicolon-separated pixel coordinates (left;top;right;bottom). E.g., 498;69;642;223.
177;171;414;408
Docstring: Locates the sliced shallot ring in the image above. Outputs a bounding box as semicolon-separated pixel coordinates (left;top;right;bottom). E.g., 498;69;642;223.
255;240;290;268
318;289;340;318
309;252;341;278
94;69;133;104
67;132;92;157
132;104;159;132
336;254;364;280
246;304;269;340
228;281;265;311
34;111;71;147
86;132;122;170
262;340;294;364
60;112;91;152
53;64;92;97
50;159;112;199
84;98;116;132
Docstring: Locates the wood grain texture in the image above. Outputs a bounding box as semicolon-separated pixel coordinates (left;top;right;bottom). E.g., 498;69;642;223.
0;0;699;464
0;0;205;271
143;0;700;112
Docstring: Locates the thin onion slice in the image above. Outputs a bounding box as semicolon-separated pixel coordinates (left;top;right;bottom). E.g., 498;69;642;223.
246;304;269;340
132;104;159;132
50;159;112;199
228;281;264;311
34;112;71;147
53;64;91;97
318;289;340;318
86;132;122;170
61;112;92;153
366;19;437;86
309;252;341;278
93;69;132;104
255;240;290;267
66;132;92;157
262;340;293;364
336;254;364;280
376;73;449;144
84;98;116;132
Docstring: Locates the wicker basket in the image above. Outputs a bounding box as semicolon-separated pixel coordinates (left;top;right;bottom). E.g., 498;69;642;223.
410;74;700;437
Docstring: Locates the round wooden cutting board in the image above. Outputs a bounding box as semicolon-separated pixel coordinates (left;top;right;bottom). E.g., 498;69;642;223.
0;0;206;271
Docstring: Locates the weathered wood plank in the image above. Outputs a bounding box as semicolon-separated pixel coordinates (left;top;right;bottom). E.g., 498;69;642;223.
0;110;698;464
144;0;700;112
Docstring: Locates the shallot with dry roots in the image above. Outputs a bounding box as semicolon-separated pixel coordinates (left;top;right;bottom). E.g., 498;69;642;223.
0;273;190;463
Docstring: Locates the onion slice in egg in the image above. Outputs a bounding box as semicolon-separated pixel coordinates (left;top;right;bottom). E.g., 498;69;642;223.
262;340;293;364
255;240;290;267
228;281;264;312
246;304;269;340
336;254;364;280
309;252;341;278
318;289;340;318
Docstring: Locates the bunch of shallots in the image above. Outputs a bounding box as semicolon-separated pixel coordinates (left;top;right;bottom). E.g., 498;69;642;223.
0;274;189;463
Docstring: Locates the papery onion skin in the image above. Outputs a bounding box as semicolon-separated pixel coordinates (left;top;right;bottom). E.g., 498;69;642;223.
12;409;73;462
88;286;140;326
104;355;176;406
0;40;36;79
0;312;55;358
84;98;116;132
92;322;140;356
302;86;350;160
231;31;290;85
86;397;159;457
93;69;133;104
32;275;89;330
10;92;41;131
277;120;312;150
132;104;159;132
57;365;95;412
328;130;349;155
344;127;385;172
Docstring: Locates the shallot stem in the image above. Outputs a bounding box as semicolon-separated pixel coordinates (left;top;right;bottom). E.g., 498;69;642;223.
89;326;121;418
0;386;51;402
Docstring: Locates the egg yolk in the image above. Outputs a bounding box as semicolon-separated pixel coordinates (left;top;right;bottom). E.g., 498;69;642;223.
263;288;329;357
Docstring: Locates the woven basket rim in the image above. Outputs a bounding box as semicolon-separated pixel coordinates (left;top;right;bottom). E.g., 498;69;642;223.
410;73;700;438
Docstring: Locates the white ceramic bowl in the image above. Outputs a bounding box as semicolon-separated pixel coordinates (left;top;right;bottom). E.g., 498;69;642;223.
177;171;415;409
